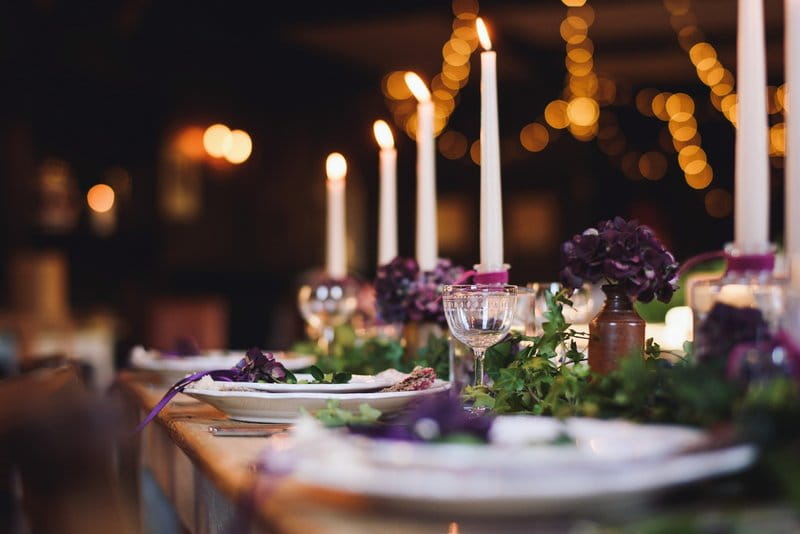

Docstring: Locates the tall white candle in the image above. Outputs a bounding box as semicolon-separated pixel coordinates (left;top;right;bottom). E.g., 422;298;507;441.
787;0;800;258
373;120;398;265
405;72;438;272
735;0;770;254
325;152;347;279
476;18;504;272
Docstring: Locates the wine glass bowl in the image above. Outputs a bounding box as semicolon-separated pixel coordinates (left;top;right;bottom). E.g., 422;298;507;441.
442;284;517;387
297;275;360;353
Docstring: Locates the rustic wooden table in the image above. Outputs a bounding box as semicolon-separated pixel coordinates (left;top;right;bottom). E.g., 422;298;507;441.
118;371;792;534
118;372;485;534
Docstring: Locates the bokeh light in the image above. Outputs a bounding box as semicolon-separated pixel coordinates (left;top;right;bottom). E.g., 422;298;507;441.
566;97;599;127
622;152;643;180
686;165;713;189
438;130;468;159
665;93;694;121
175;126;206;160
638;151;668;181
384;71;412;100
636;89;658;117
519;123;549;152
224;130;253;164
770;122;786;156
651;92;672;121
87;184;115;213
203;124;233;158
545;100;570;129
470;140;481;165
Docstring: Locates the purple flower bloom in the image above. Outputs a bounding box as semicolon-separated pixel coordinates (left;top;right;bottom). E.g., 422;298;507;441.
374;257;466;325
374;257;419;324
351;392;493;442
232;347;294;383
695;303;770;363
559;217;679;303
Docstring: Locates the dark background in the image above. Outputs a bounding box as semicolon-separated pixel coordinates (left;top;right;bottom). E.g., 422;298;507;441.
0;0;788;350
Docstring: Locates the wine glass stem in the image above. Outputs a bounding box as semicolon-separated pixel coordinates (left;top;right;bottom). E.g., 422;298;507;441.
321;326;335;356
473;348;486;387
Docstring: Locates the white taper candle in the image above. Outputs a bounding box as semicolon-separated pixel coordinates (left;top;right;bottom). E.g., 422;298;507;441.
405;72;438;272
325;152;347;279
373;120;398;265
477;17;504;272
734;0;770;254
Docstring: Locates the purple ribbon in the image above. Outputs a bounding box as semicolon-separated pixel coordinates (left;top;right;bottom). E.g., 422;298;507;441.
725;252;775;274
135;369;237;432
677;249;774;278
473;270;509;285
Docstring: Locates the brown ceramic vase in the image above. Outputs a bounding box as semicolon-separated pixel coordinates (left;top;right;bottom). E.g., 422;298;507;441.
588;284;645;374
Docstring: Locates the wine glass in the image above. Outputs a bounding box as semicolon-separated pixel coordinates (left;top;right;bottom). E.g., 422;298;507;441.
297;275;359;354
442;284;517;387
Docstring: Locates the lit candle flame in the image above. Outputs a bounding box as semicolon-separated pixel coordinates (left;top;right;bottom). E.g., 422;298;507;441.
326;152;347;182
404;72;431;102
476;17;492;51
373;120;395;149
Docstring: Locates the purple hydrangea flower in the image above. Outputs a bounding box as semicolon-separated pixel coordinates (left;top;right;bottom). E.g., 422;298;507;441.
560;217;679;303
232;348;294;383
696;303;771;363
374;257;466;325
374;257;419;324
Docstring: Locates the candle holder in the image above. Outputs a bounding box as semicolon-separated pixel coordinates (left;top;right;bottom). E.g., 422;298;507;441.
297;272;360;355
690;244;786;361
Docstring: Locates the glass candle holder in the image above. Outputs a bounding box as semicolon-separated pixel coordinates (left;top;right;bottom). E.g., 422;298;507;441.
690;244;786;361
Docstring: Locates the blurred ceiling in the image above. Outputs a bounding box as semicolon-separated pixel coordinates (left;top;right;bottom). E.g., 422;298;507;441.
285;0;785;85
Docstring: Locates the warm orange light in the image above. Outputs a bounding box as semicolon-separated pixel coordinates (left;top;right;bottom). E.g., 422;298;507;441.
438;130;468;159
203;124;233;158
476;18;492;51
373;120;395;149
567;97;599;127
544;100;570;129
175;126;206;160
87;184;115;213
520;123;549;152
326;152;347;182
470;139;481;165
384;71;413;100
224;130;253;164
405;72;431;102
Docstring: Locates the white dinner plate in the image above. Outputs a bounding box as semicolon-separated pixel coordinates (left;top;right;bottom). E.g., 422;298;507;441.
182;380;451;423
264;415;756;516
242;373;397;393
129;346;316;384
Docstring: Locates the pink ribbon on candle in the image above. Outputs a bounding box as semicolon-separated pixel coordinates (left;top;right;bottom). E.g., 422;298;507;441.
725;252;775;274
473;270;509;285
677;249;774;278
